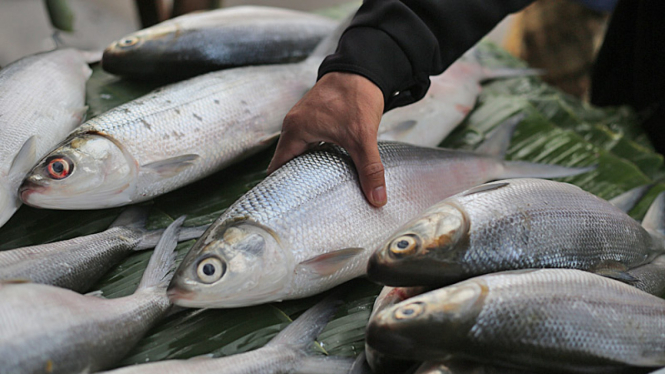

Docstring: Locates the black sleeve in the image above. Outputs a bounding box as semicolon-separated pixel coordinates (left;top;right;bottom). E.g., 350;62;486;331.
318;0;534;111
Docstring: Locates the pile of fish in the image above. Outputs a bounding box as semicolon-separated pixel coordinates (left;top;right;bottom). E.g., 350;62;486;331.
0;3;663;374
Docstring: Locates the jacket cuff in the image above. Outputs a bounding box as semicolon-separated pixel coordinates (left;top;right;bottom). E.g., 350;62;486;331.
318;27;426;111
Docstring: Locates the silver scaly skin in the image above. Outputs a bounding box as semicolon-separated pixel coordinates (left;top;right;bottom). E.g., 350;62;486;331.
367;269;665;373
102;6;337;80
167;141;592;308
0;217;183;374
628;255;665;297
368;178;664;287
0;49;90;227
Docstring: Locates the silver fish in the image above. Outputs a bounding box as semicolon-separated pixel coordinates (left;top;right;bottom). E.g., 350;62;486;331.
366;268;665;373
0;49;91;227
97;291;354;374
629;254;665;297
414;360;536;374
0;217;183;374
102;6;337;80
368;178;664;287
366;286;425;374
0;207;207;292
167;117;593;308
19;17;352;210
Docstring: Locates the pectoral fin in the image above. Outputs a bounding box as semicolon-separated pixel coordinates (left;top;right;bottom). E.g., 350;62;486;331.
590;261;638;284
142;154;200;177
296;247;364;278
463;182;510;196
9;136;37;178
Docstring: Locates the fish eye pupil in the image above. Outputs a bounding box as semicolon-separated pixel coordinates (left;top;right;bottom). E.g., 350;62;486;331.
202;263;215;276
52;162;64;173
397;240;409;249
402;308;414;315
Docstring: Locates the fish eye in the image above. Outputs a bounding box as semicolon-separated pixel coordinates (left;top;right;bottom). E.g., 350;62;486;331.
394;301;425;320
46;156;73;180
389;234;419;258
117;36;139;48
196;256;226;284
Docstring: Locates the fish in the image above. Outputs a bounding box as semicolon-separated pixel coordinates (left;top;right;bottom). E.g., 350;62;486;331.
414;360;535;374
96;290;355;374
629;254;665;298
102;6;337;80
0;216;183;374
0;207;208;292
378;48;541;147
0;48;91;227
167;115;594;308
367;178;665;287
366;286;426;374
19;15;352;210
366;268;665;373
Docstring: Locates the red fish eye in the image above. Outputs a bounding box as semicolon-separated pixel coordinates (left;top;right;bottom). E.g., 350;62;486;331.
46;158;72;179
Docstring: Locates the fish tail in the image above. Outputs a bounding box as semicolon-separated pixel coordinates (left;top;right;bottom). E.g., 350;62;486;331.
136;216;184;291
609;183;655;213
266;289;345;350
306;10;356;62
642;191;665;238
475;113;524;158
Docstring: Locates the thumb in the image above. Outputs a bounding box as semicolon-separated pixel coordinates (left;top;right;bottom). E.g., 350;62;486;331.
349;141;386;207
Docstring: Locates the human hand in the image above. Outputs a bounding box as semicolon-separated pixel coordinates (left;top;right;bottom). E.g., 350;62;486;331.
267;71;387;207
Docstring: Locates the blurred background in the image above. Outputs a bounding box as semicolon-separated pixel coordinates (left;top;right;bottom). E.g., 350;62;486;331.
0;0;616;101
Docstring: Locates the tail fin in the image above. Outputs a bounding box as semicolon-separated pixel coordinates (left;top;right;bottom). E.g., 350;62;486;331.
136;216;184;291
266;291;344;350
642;192;665;237
135;223;210;250
109;206;149;229
609;184;654;213
306;10;357;62
475;113;524;157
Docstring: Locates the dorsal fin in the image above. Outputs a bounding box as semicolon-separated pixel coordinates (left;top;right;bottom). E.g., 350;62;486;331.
608;184;654;213
642;192;665;237
475;113;524;157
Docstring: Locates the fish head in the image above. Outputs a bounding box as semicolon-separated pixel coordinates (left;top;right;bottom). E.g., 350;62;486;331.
366;279;487;361
102;24;180;77
368;203;469;287
19;133;138;209
168;220;292;308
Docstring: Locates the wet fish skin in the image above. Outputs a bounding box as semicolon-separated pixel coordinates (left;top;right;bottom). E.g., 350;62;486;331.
629;255;665;297
97;291;352;374
0;217;183;374
367;269;665;373
0;49;90;227
102;6;337;80
0;207;208;292
167;137;592;308
368;178;663;287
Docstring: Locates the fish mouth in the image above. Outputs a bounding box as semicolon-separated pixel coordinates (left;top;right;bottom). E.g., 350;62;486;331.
18;180;47;207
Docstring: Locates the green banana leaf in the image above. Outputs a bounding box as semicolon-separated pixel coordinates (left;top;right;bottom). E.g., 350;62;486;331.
1;2;664;372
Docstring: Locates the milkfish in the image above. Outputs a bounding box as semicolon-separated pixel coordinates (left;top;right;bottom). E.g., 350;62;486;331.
366;269;665;373
0;217;183;374
102;6;337;80
97;290;355;374
368;178;665;287
0;207;207;292
0;49;91;227
167;115;594;308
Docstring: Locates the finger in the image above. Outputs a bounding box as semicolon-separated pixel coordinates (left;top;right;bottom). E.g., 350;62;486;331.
348;140;386;207
267;134;310;174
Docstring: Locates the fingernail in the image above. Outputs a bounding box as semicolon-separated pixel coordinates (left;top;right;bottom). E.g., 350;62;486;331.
372;186;387;206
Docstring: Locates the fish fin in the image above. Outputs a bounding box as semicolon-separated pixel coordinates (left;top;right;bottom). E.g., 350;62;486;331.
267;290;345;349
591;261;638;284
142;154;200;178
481;67;545;81
135;224;209;250
377;120;418;141
296;248;364;278
136;216;184;291
293;356;357;374
609;184;655;213
642;192;665;237
463;182;510;196
259;132;280;146
84;290;105;298
9;136;37;178
307;11;355;61
187;354;215;361
0;184;20;228
499;161;596;179
475;114;524;157
110;206;149;229
0;279;32;284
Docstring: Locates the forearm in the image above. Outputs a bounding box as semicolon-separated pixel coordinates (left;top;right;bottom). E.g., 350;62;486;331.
319;0;535;111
